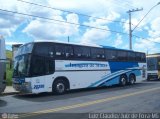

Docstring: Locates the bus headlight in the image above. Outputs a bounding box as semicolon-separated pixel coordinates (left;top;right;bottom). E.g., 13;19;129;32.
23;82;30;87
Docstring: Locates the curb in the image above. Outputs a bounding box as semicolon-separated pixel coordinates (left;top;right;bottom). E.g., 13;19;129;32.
1;92;19;96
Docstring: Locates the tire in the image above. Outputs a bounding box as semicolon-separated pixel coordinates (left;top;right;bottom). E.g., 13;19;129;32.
129;74;136;85
147;76;150;81
52;80;67;94
119;75;127;86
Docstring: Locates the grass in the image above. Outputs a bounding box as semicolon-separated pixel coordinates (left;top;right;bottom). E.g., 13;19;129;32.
6;63;13;86
6;50;13;86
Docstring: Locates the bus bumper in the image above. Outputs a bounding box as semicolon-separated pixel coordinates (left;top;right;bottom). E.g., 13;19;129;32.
13;82;32;93
147;74;158;80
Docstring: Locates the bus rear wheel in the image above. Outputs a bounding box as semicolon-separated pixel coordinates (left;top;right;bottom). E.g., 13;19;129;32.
119;75;127;86
129;74;136;85
52;80;67;94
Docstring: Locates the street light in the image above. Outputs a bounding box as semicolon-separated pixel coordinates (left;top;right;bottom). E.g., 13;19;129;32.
128;1;160;50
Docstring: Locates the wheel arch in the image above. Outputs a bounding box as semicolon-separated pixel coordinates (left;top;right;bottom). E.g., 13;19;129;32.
129;73;136;81
53;76;70;90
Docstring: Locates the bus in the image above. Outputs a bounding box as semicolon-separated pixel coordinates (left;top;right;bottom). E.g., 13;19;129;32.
12;41;147;94
147;54;160;80
0;36;6;94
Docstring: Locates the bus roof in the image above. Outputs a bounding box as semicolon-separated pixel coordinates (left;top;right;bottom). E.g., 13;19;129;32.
147;53;160;58
21;40;144;53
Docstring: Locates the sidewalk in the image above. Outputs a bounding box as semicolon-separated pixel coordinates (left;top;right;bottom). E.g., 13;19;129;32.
2;86;19;96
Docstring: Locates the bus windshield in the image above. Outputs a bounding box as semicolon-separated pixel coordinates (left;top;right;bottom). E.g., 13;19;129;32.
13;55;31;77
16;43;33;56
147;57;157;70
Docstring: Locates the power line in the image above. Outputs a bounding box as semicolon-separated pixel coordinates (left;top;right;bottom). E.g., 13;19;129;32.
17;0;130;25
132;2;160;32
0;8;129;36
1;9;159;45
133;35;160;44
17;0;147;31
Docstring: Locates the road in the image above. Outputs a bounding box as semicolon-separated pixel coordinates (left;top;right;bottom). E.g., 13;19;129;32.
0;81;160;119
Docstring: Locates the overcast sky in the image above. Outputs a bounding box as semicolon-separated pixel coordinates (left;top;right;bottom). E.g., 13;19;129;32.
0;0;160;54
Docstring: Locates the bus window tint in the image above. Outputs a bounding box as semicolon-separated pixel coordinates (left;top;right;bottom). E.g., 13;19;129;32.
147;57;157;70
91;48;105;59
74;46;90;58
65;45;73;58
82;47;90;58
105;50;117;61
48;45;54;58
45;59;54;74
74;46;83;57
31;56;45;76
34;43;48;56
117;51;127;61
141;53;146;62
135;53;141;61
128;52;135;61
55;44;65;58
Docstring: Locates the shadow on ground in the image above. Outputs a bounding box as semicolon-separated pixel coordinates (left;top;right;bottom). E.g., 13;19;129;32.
12;82;154;102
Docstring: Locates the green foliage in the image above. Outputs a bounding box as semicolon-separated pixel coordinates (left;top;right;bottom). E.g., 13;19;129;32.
6;50;12;59
6;63;13;86
6;50;13;86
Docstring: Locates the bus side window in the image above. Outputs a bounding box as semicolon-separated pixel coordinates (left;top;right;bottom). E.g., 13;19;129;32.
91;48;105;60
128;52;135;62
141;53;146;62
105;50;117;61
31;56;45;76
117;51;127;61
55;44;65;58
135;53;141;62
74;46;83;58
82;47;91;58
34;43;48;57
65;45;73;58
45;59;54;74
48;45;55;58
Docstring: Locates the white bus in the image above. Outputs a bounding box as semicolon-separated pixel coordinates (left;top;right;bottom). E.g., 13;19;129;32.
0;36;6;94
13;41;147;94
147;54;160;80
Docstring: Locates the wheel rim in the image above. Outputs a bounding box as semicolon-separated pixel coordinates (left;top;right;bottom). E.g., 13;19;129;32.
130;76;135;84
56;83;65;93
121;77;126;86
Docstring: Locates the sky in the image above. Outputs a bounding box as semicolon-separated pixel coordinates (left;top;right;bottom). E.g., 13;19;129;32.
0;0;160;54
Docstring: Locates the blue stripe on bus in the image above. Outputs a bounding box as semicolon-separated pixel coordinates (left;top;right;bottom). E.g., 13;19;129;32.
89;62;140;87
109;61;139;73
89;69;141;87
98;69;141;87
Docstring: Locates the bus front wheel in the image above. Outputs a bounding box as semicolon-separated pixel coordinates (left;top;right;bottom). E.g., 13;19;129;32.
119;75;127;86
52;80;67;94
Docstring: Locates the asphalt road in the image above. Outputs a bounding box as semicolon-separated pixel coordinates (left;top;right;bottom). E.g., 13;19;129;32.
0;81;160;119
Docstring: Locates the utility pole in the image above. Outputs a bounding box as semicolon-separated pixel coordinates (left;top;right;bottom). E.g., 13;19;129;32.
127;8;143;50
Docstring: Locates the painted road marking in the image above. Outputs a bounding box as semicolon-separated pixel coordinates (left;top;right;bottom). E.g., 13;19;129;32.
20;87;160;118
